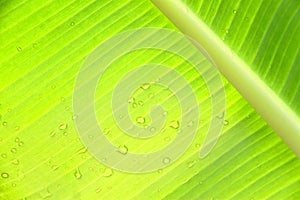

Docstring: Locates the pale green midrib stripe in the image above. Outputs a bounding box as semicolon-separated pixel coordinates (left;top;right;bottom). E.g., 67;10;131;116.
134;113;267;199
165;125;273;199
151;0;300;158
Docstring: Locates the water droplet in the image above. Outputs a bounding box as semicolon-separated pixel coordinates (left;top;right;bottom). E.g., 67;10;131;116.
39;188;52;199
15;138;20;142
223;120;229;125
11;148;17;153
49;131;56;137
63;132;68;136
169;120;179;129
1;173;9;178
128;97;135;103
52;165;59;171
233;10;237;14
195;143;201;148
118;145;128;155
2;122;7;126
138;101;144;106
103;128;110;135
150;127;156;132
187;121;194;127
140;83;150;90
18;141;24;146
132;103;137;108
59;123;67;130
1;153;7;158
103;168;113;177
72;114;78;120
17;47;22;52
12;183;16;187
14;126;20;131
158;169;163;173
76;147;87;154
70;21;75;26
11;159;19;165
95;188;101;193
188;160;196;168
148;93;154;98
136;117;145;124
32;43;38;49
74;168;82;179
163;157;171;164
60;97;65;102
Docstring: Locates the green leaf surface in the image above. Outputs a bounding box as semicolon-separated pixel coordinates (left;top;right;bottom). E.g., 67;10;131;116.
0;0;299;199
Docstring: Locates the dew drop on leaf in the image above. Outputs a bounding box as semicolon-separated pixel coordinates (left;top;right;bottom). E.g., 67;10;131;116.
1;153;7;158
103;168;113;177
74;168;82;179
59;123;67;130
169;120;179;129
17;47;22;52
1;173;9;178
140;83;150;90
118;145;128;155
163;157;171;164
224;120;229;125
11;159;19;165
11;148;17;153
136;117;145;124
